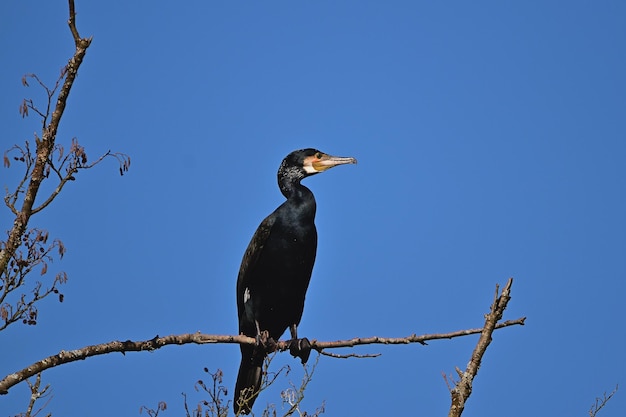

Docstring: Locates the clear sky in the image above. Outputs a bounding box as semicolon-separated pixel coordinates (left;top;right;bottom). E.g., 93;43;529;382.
1;1;625;416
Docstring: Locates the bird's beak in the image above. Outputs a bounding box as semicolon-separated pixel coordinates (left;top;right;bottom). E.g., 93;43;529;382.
312;154;357;172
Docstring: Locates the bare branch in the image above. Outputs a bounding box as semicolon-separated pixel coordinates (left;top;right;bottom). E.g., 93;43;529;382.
306;317;524;351
3;143;34;215
447;278;515;417
280;355;324;417
0;316;524;395
31;148;131;214
589;385;618;417
139;401;167;417
67;0;82;43
15;373;53;417
1;228;67;331
318;351;380;359
2;0;128;333
182;368;230;417
0;0;92;280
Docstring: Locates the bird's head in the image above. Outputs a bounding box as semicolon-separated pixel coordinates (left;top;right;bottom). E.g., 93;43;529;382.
282;148;357;175
277;148;357;195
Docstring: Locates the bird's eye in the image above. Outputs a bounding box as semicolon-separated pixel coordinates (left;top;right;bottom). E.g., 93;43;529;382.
315;152;323;159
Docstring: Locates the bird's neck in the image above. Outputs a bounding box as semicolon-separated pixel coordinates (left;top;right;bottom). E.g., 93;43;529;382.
280;175;307;198
281;182;317;220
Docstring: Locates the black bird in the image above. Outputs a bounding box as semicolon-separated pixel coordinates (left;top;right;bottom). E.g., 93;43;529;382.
234;148;356;415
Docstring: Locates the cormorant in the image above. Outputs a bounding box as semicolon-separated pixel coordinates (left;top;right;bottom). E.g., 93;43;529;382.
234;148;357;415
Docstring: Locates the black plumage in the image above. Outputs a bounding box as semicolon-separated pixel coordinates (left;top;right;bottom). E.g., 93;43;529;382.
234;148;356;415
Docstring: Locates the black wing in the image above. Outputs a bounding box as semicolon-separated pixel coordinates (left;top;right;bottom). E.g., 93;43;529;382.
236;214;275;334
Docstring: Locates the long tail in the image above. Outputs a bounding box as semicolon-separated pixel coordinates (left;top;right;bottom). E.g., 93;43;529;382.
234;346;264;415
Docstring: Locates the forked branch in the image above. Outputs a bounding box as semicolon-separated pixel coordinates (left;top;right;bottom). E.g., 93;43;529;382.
447;278;515;417
589;385;618;417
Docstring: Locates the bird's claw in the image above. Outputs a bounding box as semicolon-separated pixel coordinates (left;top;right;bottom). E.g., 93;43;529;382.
254;330;277;355
288;337;311;364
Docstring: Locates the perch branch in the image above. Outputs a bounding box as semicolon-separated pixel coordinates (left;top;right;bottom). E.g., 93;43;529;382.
0;316;524;395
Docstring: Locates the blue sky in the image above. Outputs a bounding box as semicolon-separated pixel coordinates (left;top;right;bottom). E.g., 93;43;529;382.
1;1;625;416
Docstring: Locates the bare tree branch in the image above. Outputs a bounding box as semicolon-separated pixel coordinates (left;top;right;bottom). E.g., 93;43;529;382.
0;316;524;395
318;351;381;359
279;354;325;417
447;278;514;417
589;385;618;417
0;0;91;279
3;143;34;215
139;401;167;417
181;368;229;417
2;0;129;333
0;228;68;331
11;373;53;417
31;146;130;215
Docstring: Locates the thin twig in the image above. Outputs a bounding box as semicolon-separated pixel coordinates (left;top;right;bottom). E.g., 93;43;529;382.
589;385;618;417
318;351;381;359
24;373;53;417
31;150;128;214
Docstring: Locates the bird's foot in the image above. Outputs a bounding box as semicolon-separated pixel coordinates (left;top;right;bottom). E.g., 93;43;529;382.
254;330;278;355
288;337;311;364
265;336;278;353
